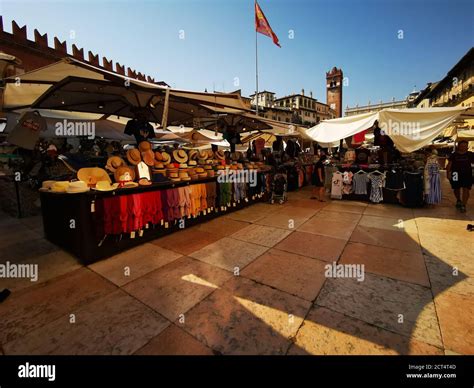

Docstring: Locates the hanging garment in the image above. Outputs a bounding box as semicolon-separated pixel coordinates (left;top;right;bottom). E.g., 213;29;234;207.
385;168;405;190
342;171;354;195
331;172;344;199
206;182;217;208
219;182;232;206
201;184;208;210
402;171;424;207
424;157;442;204
352;171;369;195
368;172;386;203
324;165;338;192
160;190;169;222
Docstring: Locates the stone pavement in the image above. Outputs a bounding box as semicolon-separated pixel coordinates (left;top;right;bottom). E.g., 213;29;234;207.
0;179;473;355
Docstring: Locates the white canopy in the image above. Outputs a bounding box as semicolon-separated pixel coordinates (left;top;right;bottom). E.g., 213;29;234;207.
305;107;468;153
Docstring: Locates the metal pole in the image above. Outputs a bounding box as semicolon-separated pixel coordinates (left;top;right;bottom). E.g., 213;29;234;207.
255;2;259;117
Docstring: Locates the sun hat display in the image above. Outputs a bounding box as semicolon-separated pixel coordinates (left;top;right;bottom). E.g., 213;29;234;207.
77;167;111;188
173;149;188;164
195;167;205;174
198;150;208;160
138;141;152;153
142;150;155;167
188;150;198;160
66;180;90;194
127;148;141;165
51;181;70;193
203;165;212;170
155;151;163;161
215;150;225;160
197;158;206;165
94;181;119;191
188;160;197;166
161;152;171;164
114;166;136;183
105;156;126;172
179;163;188;169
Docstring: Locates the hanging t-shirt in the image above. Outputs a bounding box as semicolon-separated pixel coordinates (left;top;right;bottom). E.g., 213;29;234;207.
7;111;47;150
342;171;353;195
368;172;386;203
331;172;343;199
353;172;369;195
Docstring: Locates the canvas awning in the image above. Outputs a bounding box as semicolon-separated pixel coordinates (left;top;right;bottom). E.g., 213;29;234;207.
305;107;468;153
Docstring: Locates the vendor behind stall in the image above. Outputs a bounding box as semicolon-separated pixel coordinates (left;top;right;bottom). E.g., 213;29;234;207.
373;120;395;164
124;108;155;145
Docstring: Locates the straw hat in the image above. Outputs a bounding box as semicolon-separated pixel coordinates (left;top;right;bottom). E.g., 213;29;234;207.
138;141;152;153
188;160;197;166
178;171;189;178
154;161;164;169
122;181;139;188
105;156;126;172
51;181;70;193
207;170;215;177
142;150;155;167
203;165;212;170
77;167;111;188
138;178;152;186
161;152;171;164
216;165;225;170
198;150;208;160
198;158;207;165
173;149;188;164
198;173;208;179
169;172;179;178
94;181;119;191
155;151;163;161
114;166;136;183
188;150;198;160
215;150;225;160
39;180;56;192
66;181;89;194
195;167;205;174
170;177;181;182
127;148;141;165
179;163;188;169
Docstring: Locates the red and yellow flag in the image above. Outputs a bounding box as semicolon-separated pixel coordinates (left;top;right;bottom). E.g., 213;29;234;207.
255;1;281;47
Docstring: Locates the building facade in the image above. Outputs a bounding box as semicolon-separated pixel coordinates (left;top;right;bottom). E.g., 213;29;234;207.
326;67;343;117
345;98;408;117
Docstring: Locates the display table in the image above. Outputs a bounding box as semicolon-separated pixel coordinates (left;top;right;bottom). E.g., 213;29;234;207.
40;175;269;264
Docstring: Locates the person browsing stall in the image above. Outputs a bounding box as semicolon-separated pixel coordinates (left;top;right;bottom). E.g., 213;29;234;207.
446;140;474;213
124;108;155;145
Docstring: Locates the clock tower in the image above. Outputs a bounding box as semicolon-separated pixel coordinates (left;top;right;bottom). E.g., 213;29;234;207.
326;67;343;118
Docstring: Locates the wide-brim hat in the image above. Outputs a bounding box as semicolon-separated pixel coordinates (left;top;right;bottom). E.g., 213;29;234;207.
77;167;111;188
94;181;120;191
138;178;152;186
173;149;188;163
195;167;205;174
39;180;56;192
161;152;171;164
154;161;164;169
142;150;155;167
154;151;163;161
188;160;197;166
198;150;208;160
127;148;141;165
105;156;126;172
138;141;152;153
66;181;90;194
188;150;198;160
51;181;70;193
114;166;136;183
215;150;225;160
122;181;139;188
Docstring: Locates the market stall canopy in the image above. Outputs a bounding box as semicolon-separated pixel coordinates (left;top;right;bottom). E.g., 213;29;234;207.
2;57;250;125
305;107;468;153
3;110;131;140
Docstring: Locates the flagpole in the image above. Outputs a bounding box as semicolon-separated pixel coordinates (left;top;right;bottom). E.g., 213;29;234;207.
255;1;259;117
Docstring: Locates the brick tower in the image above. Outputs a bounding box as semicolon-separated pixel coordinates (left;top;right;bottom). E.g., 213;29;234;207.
326;67;343;117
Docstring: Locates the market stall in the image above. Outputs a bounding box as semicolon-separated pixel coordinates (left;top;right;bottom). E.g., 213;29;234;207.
304;107;469;207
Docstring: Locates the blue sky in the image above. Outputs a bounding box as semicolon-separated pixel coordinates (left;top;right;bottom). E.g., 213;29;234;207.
1;0;473;110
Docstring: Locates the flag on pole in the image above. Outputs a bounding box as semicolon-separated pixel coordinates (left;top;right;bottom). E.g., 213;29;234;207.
255;1;281;47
